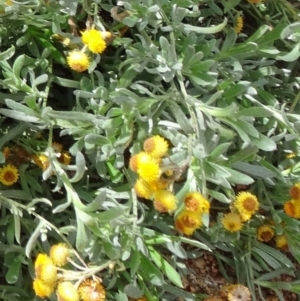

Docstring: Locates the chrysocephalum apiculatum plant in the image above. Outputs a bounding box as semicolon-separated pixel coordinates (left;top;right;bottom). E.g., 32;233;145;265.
1;0;300;300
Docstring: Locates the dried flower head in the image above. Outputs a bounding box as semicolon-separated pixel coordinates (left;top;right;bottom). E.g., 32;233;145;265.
34;253;57;285
78;279;106;301
33;278;55;298
256;224;274;242
81;29;107;54
175;210;202;235
56;281;79;301
227;284;251;301
0;164;19;186
143;135;169;158
222;212;243;232
184;192;210;213
289;183;300;200
50;243;70;267
153;190;177;213
234;192;259;221
67;50;90;72
234;15;243;33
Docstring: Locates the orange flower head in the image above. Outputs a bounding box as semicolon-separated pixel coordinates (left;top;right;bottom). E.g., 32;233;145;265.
175;210;202;235
56;281;79;301
0;164;19;186
50;243;70;267
34;253;57;285
289;183;300;200
256;224;274;242
222;212;243;232
143;135;169;158
184;192;210;213
234;192;259;221
78;279;106;301
33;278;55;298
67;50;90;73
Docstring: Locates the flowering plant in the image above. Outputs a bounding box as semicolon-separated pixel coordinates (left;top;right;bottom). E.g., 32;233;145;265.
1;0;300;301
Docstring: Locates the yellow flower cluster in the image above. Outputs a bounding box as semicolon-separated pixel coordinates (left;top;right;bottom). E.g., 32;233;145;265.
130;135;178;213
283;183;300;219
175;192;210;236
66;28;111;73
222;191;259;232
33;243;106;301
33;244;70;298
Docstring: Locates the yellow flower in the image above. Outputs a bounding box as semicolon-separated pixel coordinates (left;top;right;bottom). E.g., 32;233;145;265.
234;15;243;33
134;178;153;200
0;164;19;186
222;212;243;232
6;0;13;5
34;254;57;285
175;210;202;235
233;192;259;221
153;190;177;213
227;284;251;301
67;50;90;72
33;278;55;298
56;281;79;301
256;224;274;242
129;152;155;173
247;0;262;3
32;154;50;170
49;243;70;267
289;183;300;200
275;235;288;250
136;297;148;301
143;135;169;158
78;279;106;301
59;152;71;165
137;161;160;182
283;199;300;219
184;192;210;213
81;29;107;54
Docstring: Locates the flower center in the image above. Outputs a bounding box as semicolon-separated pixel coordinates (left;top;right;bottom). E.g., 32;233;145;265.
243;198;256;211
4;171;16;182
